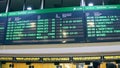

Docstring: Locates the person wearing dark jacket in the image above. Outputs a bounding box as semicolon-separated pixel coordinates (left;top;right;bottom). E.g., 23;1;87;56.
93;61;100;68
106;63;116;68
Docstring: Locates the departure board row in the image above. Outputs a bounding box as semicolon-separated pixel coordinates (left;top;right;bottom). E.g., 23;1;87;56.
0;5;120;45
85;5;120;42
0;13;7;44
5;7;85;44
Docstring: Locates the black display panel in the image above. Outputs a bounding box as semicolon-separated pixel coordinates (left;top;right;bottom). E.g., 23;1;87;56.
85;5;120;42
0;13;7;44
5;7;85;44
1;5;120;45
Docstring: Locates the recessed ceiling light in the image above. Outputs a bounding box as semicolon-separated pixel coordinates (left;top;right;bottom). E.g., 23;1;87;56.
27;7;32;10
88;3;94;6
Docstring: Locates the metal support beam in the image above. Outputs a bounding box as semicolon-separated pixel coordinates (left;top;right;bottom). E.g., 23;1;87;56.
23;0;26;11
102;0;105;5
6;0;10;13
41;0;44;9
80;0;85;6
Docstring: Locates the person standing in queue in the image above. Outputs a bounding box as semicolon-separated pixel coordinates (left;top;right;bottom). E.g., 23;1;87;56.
106;63;116;68
93;61;100;68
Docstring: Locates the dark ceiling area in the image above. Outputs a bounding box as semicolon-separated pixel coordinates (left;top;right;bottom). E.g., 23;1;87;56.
85;0;120;6
85;0;103;5
104;0;120;5
9;0;41;11
0;0;120;13
25;0;41;10
0;0;7;13
44;0;81;8
9;0;24;11
44;0;62;8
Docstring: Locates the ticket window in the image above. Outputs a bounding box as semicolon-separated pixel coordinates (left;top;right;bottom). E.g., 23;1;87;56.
2;62;13;68
0;62;2;68
92;61;101;68
56;63;76;68
74;62;93;68
76;63;85;68
30;63;43;68
118;64;120;68
116;60;120;68
29;65;34;68
30;63;57;68
75;62;92;68
56;65;62;68
84;61;101;68
100;62;106;68
106;62;116;68
88;66;93;68
26;62;34;68
55;63;61;68
9;64;14;68
84;62;93;68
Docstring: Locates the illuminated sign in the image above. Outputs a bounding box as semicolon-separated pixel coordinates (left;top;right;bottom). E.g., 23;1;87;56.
0;57;13;61
104;56;120;60
85;5;120;42
0;5;120;45
15;57;40;61
0;13;7;44
42;57;70;62
73;56;101;61
1;56;117;62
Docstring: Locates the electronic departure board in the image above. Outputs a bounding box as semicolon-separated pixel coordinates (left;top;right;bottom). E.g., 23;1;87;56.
5;7;85;44
1;5;120;45
0;13;7;44
85;5;120;42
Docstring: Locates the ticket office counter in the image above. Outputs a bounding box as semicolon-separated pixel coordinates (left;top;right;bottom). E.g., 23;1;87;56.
0;62;118;68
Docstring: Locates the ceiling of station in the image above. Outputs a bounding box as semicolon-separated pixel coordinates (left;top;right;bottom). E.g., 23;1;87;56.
0;0;7;13
0;0;120;13
44;0;80;8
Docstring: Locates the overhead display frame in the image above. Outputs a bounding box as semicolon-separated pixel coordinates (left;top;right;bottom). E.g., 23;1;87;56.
0;13;7;44
0;5;120;45
1;55;120;62
5;7;85;44
0;56;102;62
85;5;120;42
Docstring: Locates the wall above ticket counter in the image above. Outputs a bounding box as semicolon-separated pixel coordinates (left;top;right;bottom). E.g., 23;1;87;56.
0;42;120;57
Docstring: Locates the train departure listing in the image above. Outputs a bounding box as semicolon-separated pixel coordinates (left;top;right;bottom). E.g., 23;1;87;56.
5;7;85;44
85;5;120;42
0;5;120;45
0;13;7;44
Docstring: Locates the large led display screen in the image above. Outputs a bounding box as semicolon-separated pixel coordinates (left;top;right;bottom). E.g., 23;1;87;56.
5;7;85;44
0;13;7;44
85;5;120;42
0;5;120;45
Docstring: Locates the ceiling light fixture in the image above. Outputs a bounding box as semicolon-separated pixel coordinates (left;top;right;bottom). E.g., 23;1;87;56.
27;7;32;10
88;3;94;6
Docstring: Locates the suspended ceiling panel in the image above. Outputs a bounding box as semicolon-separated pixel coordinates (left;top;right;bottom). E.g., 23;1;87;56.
62;0;80;7
44;0;62;8
104;0;120;5
9;0;24;12
25;0;42;10
0;0;7;13
85;0;103;6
